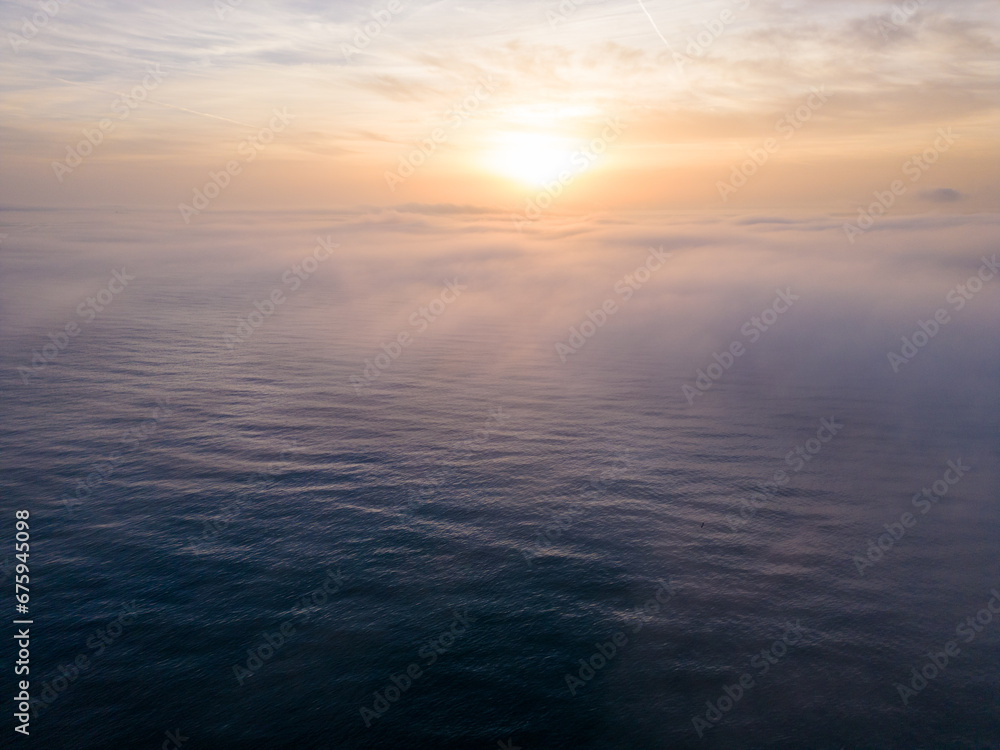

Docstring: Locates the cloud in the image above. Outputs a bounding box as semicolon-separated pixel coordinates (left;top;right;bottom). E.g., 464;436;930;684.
1;0;997;209
4;208;996;432
391;203;499;215
918;188;966;203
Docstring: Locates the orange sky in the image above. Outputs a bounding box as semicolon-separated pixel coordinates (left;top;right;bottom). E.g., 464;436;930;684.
2;0;997;213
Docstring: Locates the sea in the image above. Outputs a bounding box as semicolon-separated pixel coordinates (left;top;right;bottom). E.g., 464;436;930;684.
1;207;997;749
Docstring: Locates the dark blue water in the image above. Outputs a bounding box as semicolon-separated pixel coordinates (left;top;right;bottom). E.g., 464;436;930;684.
1;209;998;748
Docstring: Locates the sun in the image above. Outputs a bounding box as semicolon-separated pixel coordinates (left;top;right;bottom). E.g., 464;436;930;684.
486;132;582;188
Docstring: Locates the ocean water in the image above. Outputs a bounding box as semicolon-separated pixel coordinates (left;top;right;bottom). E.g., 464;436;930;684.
1;208;998;749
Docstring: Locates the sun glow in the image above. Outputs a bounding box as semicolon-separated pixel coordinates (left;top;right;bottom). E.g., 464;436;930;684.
487;132;583;188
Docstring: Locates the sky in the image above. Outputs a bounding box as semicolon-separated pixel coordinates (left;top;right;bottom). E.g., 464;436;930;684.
1;0;997;213
2;6;998;748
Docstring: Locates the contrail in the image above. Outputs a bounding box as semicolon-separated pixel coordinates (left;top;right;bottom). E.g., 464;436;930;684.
53;76;257;129
133;97;258;130
636;0;673;48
